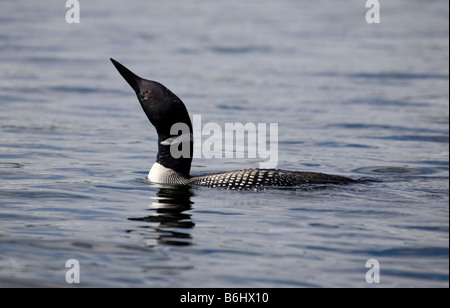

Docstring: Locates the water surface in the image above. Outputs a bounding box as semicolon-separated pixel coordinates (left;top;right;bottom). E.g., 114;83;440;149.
0;0;448;287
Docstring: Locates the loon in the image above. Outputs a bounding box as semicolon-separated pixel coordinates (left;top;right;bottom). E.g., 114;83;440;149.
110;58;357;190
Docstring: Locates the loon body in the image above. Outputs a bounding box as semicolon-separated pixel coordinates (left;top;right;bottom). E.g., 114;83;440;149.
110;58;357;190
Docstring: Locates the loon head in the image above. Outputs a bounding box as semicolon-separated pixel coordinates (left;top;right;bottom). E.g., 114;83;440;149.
110;58;193;178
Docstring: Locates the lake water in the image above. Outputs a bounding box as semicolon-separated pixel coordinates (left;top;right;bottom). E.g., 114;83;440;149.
0;0;448;287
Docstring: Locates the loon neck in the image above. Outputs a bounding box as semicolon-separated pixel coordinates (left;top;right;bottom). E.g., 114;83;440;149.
155;134;193;178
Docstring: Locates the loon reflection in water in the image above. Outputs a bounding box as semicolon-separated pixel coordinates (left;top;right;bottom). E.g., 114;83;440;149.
128;186;195;246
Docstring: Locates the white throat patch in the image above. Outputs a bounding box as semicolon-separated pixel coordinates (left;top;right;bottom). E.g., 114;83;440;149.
148;162;189;185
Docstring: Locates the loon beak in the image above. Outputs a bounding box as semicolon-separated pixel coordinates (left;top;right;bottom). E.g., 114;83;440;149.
110;58;142;94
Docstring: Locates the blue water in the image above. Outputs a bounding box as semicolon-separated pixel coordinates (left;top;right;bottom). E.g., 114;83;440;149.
0;0;448;287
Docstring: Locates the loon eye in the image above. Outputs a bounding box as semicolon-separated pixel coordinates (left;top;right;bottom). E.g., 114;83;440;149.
143;90;152;99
